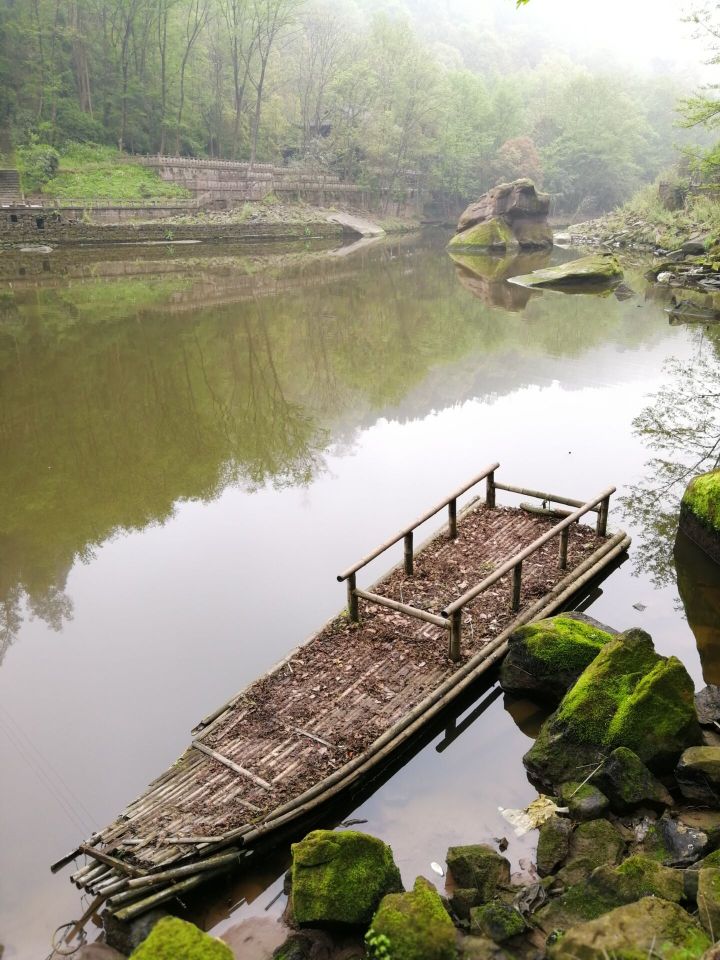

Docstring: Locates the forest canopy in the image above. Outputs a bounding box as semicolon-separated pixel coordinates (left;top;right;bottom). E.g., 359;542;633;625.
0;0;707;214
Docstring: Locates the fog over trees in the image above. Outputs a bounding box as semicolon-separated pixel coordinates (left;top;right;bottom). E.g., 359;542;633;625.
0;0;711;213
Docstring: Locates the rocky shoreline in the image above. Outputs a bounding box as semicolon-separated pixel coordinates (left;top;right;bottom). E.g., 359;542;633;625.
102;610;720;960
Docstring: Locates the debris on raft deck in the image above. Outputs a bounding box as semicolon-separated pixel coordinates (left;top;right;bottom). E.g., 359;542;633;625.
52;462;630;922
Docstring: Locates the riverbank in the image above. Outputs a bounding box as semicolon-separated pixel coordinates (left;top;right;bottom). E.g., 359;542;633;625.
0;201;419;248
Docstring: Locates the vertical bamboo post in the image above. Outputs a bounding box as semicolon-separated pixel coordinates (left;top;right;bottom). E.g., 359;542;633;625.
511;561;522;612
559;527;569;570
486;471;496;508
596;496;609;537
448;498;458;539
449;611;462;662
347;573;359;623
404;532;414;575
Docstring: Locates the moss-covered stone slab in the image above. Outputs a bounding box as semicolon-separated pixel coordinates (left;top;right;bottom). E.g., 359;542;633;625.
535;856;684;935
290;830;402;927
556;819;624;885
446;845;511;899
500;614;614;703
129;917;232;960
469;902;525;942
679;470;720;566
677;746;720;803
524;629;701;788
448;217;518;252
594;746;673;813
547;896;710;960
366;876;456;960
509;253;623;290
697;868;720;937
558;781;609;821
537;816;572;876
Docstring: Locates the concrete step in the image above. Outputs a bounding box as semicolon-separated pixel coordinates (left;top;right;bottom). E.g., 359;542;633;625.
0;169;22;203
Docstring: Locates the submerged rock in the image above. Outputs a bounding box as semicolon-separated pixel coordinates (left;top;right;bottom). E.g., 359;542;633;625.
366;876;456;960
450;179;552;252
290;830;402;927
679;469;720;566
546;897;710;960
509;252;623;290
469;902;525;942
593;746;673;813
524;629;701;788
676;746;720;803
129;917;232;959
499;614;614;703
446;845;511;899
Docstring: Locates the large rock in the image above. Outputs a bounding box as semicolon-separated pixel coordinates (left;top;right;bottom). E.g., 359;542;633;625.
366;876;456;960
593;746;673;813
446;845;510;899
469;902;525;942
500;614;614;703
556;819;624;885
697;868;720;937
524;629;701;788
290;830;403;927
129;917;232;960
558;781;609;821
537;816;572;876
535;855;684;934
546;897;710;960
450;179;552;252
676;746;720;803
509;252;623;289
680;469;720;565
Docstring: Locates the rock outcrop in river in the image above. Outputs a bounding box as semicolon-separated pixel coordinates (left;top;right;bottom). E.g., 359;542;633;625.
448;179;553;252
680;469;720;566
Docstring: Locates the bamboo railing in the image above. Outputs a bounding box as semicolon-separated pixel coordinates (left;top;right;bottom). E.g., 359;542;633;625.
337;464;615;662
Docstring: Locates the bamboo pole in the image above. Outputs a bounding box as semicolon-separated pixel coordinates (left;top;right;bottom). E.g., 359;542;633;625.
403;532;414;575
559;527;569;569
494;482;599;512
353;588;450;629
486;471;496;508
191;741;271;790
114;866;232;922
448;498;458;539
511;562;522;612
347;572;358;623
126;849;243;889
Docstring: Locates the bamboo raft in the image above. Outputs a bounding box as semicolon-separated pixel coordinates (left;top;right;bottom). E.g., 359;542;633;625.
53;462;630;924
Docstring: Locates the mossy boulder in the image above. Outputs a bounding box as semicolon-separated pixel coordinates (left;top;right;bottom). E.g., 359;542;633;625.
469;902;525;942
509;252;623;290
594;746;673;813
677;746;720;803
679;470;720;566
535;856;684;934
366;876;456;960
500;614;614;703
129;917;232;960
697;868;720;937
558;781;609;821
524;629;701;788
446;845;510;899
290;830;403;927
537;816;572;876
448;218;517;252
450;888;483;921
546;897;710;960
556;819;624;885
459;936;513;960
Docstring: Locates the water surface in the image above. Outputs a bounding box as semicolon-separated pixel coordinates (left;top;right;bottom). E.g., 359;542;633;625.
0;233;718;958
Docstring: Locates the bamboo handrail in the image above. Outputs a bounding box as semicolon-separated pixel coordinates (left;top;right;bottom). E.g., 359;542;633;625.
493;482;601;513
336;462;500;582
443;486;615;617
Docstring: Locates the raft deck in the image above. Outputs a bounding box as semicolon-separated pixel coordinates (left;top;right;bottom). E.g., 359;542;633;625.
54;463;630;921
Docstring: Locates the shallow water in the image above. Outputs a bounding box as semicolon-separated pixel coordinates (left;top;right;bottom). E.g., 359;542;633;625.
0;232;718;958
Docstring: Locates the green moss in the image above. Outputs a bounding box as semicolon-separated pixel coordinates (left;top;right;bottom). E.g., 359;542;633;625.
446;845;510;898
129;917;232;959
469;902;525;942
448;218;516;251
682;470;720;534
522;617;611;671
291;830;403;926
537;816;572;876
367;877;457;960
510;253;623;288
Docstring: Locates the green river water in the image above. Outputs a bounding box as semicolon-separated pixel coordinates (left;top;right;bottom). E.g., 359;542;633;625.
0;232;719;958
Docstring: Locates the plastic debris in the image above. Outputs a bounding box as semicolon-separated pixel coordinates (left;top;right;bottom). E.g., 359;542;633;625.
499;796;568;836
430;861;445;877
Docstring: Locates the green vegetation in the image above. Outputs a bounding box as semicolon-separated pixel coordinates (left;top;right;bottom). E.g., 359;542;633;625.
469;902;525;941
291;830;403;926
129;917;232;959
523;617;611;671
448;218;516;251
17;142;191;201
367;877;456;960
0;0;704;215
445;845;510;898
